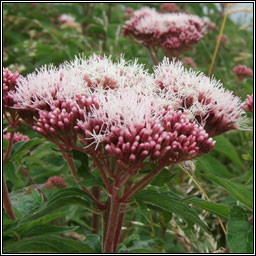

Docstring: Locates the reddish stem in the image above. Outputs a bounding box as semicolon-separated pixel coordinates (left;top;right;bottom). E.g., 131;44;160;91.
4;131;14;164
103;187;121;253
62;152;77;179
92;187;100;234
102;198;110;248
3;176;16;220
113;212;125;253
90;153;112;195
146;47;158;65
121;163;166;202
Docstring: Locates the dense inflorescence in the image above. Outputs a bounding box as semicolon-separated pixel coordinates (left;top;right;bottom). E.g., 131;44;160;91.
3;132;29;144
154;58;247;137
241;94;253;113
3;68;21;109
123;7;204;57
160;3;179;13
233;65;253;82
182;57;197;68
10;55;246;174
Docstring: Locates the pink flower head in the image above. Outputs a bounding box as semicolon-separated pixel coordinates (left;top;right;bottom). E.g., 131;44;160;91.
154;58;247;137
160;3;179;13
3;132;29;144
13;55;246;175
123;7;204;56
241;94;253;113
216;34;228;44
3;68;21;108
44;176;67;189
233;65;253;82
125;7;134;18
182;57;197;68
58;14;76;24
77;85;214;171
12;55;153;147
202;17;217;32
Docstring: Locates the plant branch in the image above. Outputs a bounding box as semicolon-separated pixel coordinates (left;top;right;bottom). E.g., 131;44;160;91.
4;131;14;164
121;163;166;202
208;11;228;77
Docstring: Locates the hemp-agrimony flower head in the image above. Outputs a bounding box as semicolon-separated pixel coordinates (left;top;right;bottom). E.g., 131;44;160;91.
3;132;29;144
233;65;253;82
241;94;253;113
154;58;247;137
3;68;20;109
123;7;204;56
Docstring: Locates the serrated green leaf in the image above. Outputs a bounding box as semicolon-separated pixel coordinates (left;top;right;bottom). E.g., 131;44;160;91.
183;197;230;218
3;235;94;253
134;190;210;233
227;206;253;253
204;174;253;209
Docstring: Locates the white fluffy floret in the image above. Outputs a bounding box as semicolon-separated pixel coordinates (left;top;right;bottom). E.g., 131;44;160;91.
12;54;155;109
154;58;247;132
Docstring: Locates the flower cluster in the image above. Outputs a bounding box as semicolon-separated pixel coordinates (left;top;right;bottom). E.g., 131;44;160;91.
58;14;82;33
241;94;253;113
3;68;20;109
202;17;217;32
123;7;204;57
233;65;253;81
182;57;197;68
160;3;179;13
3;132;29;144
216;34;228;44
154;58;247;137
11;55;246;174
44;176;68;189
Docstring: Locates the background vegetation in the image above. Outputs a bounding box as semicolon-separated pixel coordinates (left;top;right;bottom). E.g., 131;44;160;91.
3;3;253;253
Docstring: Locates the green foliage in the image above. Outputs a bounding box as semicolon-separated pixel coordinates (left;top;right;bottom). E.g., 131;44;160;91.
204;174;253;210
3;2;253;254
227;206;253;253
